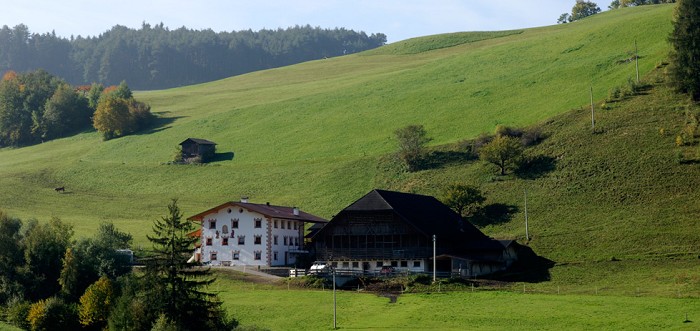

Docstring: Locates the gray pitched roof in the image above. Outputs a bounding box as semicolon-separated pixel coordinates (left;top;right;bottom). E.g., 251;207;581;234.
180;138;217;145
336;189;489;241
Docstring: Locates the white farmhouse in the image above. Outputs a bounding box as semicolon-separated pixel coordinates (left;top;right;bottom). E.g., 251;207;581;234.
188;198;327;267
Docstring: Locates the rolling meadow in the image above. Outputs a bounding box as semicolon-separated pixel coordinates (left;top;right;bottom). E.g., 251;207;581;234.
2;4;699;329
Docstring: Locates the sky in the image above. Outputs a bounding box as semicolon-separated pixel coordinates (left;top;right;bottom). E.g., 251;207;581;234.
1;1;581;43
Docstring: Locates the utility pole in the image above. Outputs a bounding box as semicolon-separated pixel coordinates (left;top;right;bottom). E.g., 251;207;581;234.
590;86;595;132
432;234;436;283
524;189;530;241
635;40;640;83
333;268;337;329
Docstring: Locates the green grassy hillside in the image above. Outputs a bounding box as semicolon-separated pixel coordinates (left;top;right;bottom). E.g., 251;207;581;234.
1;4;694;291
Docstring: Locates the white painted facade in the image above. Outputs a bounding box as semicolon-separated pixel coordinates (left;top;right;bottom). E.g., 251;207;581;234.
328;259;427;274
190;201;326;267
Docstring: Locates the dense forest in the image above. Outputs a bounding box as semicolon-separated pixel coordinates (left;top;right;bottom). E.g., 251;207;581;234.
0;23;387;90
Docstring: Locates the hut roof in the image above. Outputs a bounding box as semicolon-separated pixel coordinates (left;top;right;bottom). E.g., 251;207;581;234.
180;138;217;145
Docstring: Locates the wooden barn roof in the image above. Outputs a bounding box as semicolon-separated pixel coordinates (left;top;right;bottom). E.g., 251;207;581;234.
180;138;217;145
324;189;489;242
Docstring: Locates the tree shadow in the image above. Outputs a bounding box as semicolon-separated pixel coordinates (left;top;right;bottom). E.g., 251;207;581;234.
415;150;476;171
135;115;187;136
470;203;519;227
515;155;557;179
210;152;234;162
485;244;555;283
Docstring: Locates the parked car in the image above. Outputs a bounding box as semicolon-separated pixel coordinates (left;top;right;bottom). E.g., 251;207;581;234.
308;261;330;275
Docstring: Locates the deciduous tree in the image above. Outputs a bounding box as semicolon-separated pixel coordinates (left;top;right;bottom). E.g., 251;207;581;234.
78;276;114;328
394;124;431;171
570;1;601;22
442;184;486;217
92;94;132;139
479;135;524;175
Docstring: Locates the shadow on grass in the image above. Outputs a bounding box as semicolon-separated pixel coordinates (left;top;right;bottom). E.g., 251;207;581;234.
135;115;187;136
470;203;518;227
414;150;477;171
516;155;557;179
486;244;555;283
210;152;235;162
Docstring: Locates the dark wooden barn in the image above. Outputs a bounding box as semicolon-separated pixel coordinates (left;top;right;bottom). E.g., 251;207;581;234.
179;138;217;162
312;189;517;277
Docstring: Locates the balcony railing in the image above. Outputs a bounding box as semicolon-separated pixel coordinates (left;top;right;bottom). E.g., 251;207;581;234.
316;247;432;260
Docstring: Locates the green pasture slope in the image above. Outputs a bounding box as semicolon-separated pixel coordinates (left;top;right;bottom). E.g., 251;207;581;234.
2;3;698;292
212;274;700;330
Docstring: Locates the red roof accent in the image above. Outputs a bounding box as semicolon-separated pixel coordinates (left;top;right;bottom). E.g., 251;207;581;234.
187;228;202;238
187;201;328;224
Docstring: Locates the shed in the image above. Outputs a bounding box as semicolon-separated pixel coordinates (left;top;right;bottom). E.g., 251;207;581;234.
179;138;217;162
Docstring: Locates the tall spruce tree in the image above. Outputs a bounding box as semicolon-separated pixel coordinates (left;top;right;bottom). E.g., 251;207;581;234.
669;0;700;100
146;199;235;331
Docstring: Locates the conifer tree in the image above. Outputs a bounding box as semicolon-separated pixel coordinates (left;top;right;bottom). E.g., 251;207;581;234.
669;0;700;100
145;199;235;331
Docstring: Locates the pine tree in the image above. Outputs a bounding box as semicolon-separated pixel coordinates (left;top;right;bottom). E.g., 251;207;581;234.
669;0;700;100
146;199;235;331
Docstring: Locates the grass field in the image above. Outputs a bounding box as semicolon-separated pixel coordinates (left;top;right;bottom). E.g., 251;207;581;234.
205;270;700;330
1;3;698;299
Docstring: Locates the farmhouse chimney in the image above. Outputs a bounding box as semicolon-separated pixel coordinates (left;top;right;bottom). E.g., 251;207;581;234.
241;196;249;203
293;207;299;216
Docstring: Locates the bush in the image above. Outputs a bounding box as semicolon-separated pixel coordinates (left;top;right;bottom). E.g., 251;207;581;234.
151;314;179;331
4;298;31;330
520;126;544;147
471;132;493;153
27;297;79;331
494;125;522;138
287;275;329;289
607;86;622;101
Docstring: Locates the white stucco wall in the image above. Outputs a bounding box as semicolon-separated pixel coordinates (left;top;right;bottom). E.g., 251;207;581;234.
198;205;305;267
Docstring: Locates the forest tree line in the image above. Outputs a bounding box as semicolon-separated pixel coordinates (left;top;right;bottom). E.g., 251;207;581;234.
0;70;152;146
0;23;387;90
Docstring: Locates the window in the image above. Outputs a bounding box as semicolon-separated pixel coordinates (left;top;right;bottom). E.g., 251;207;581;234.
287;221;291;229
232;219;239;229
273;235;278;245
342;262;349;268
254;251;261;260
391;261;398;267
294;237;298;246
331;262;338;268
206;238;212;246
222;237;228;246
352;261;359;268
227;208;232;214
281;222;285;229
254;235;262;245
209;220;216;229
293;222;297;230
376;261;383;268
400;261;408;268
210;252;217;260
232;251;240;260
255;218;262;228
274;220;278;228
413;261;421;268
238;236;245;245
283;237;288;245
222;225;229;234
273;251;278;261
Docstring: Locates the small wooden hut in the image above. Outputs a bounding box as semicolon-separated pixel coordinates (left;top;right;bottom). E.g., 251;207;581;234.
179;138;217;162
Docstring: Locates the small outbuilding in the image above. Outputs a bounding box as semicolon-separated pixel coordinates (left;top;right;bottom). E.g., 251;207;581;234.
179;138;217;162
